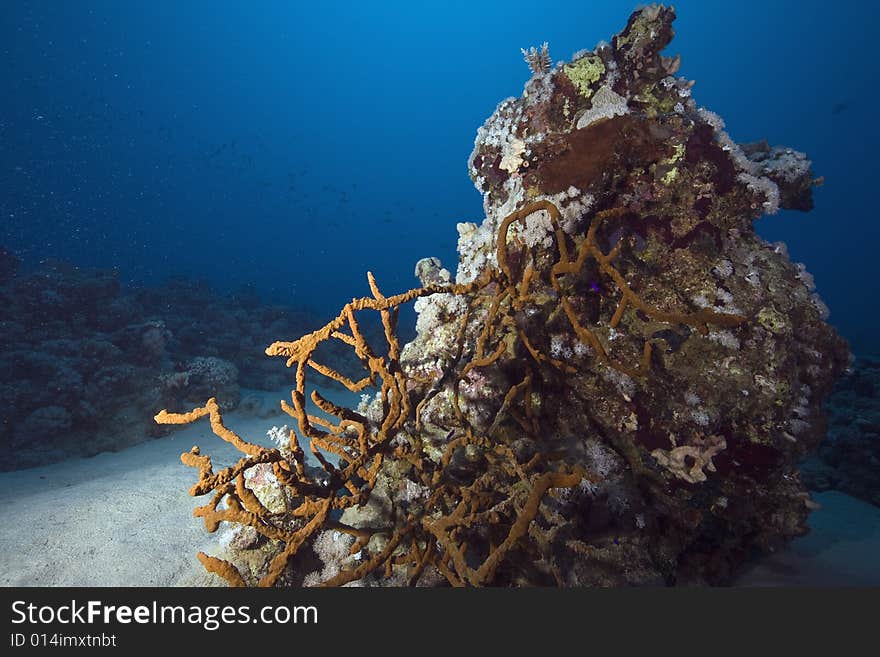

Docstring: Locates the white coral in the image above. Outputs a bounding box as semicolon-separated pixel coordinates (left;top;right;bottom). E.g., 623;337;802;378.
499;137;527;174
737;172;780;215
266;425;290;450
576;84;629;130
509;207;555;249
303;530;357;587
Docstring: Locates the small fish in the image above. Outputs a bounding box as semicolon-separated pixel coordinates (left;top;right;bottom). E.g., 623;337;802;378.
831;102;847;116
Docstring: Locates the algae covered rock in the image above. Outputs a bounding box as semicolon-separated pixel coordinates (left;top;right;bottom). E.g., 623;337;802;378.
394;3;848;584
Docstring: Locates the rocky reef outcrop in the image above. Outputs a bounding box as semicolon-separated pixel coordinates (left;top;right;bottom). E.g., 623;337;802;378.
160;5;848;587
394;4;847;584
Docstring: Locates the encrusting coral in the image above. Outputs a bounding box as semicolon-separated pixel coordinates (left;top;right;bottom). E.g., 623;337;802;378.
156;5;849;586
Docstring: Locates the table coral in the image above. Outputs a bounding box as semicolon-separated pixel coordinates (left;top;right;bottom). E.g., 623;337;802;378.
157;4;848;586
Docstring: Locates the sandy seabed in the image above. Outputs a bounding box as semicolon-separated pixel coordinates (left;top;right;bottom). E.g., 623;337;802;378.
1;387;878;587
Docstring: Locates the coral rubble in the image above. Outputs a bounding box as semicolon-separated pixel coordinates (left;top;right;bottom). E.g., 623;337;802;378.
158;5;848;586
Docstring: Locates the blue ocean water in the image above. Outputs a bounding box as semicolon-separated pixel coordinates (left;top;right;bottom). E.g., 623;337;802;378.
1;0;873;351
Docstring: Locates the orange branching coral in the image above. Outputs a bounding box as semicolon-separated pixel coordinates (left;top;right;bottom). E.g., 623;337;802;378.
155;200;747;586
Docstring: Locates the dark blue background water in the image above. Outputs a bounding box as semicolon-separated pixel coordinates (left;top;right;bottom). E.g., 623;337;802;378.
1;1;873;352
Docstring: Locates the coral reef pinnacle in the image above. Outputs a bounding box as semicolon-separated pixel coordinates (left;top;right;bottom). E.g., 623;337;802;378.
156;5;848;587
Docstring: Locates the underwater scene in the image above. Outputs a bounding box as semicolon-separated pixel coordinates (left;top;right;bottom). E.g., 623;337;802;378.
1;1;877;587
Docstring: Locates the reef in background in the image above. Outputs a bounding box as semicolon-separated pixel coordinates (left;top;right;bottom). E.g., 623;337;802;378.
158;5;849;586
802;358;880;507
0;250;336;470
